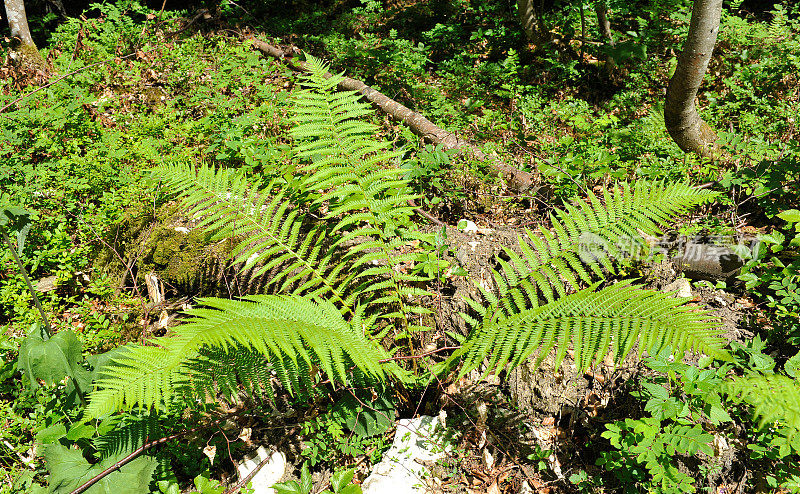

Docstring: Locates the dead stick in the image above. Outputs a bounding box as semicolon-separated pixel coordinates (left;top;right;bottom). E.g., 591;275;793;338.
248;38;537;194
70;412;244;494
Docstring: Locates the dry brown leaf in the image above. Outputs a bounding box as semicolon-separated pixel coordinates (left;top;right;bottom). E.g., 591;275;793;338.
203;445;216;465
238;427;252;443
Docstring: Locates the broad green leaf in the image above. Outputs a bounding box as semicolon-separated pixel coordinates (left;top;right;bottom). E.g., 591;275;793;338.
273;481;303;494
706;404;733;425
0;206;28;228
332;394;395;438
36;423;67;444
761;232;785;245
642;381;669;401
331;468;355;492
785;351;800;378
300;463;313;494
157;481;180;494
0;206;31;254
65;423;96;441
44;443;156;494
193;474;224;494
777;209;800;224
17;329;90;391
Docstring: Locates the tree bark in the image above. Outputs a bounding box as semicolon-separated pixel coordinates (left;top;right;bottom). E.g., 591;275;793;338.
517;0;550;45
3;0;47;69
594;0;616;68
664;0;722;158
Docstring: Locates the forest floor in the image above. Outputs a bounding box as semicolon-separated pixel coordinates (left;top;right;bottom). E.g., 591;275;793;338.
1;1;800;493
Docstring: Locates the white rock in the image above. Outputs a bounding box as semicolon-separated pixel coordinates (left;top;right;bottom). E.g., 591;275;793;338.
237;446;286;494
662;278;692;298
362;415;450;494
713;433;730;457
458;219;478;235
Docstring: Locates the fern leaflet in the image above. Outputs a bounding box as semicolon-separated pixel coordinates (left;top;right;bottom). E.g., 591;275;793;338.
725;374;800;453
451;281;729;378
289;54;431;331
86;296;400;418
474;181;717;322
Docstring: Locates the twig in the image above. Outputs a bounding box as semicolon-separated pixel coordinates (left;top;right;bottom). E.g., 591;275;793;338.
0;230;52;336
70;411;245;494
378;346;459;363
408;199;445;226
222;429;295;494
1;440;35;470
165;9;211;37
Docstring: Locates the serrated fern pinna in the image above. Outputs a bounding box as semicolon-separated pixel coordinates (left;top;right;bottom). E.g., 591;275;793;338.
87;56;728;418
87;296;403;417
725;374;800;454
448;180;729;378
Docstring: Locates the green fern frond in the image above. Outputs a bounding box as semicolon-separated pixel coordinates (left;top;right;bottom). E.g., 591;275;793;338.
94;413;161;459
151;163;358;313
767;4;790;40
450;281;728;378
86;296;399;418
289;54;429;325
482;181;717;320
725;374;800;451
184;346;273;403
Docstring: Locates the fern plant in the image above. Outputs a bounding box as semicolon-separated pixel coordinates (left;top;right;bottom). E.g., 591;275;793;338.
152;55;430;337
88;56;727;420
290;55;431;334
451;281;728;378
150;166;356;311
472;181;717;318
725;374;800;455
447;181;726;377
87;296;402;417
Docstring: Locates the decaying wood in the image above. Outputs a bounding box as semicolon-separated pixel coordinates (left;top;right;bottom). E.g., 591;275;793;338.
248;38;537;194
145;272;164;305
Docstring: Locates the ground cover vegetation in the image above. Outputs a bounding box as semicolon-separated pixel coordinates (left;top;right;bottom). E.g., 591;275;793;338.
0;0;799;492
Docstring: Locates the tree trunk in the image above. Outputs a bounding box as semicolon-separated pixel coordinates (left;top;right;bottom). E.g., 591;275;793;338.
517;0;550;45
594;0;616;68
3;0;47;69
664;0;722;158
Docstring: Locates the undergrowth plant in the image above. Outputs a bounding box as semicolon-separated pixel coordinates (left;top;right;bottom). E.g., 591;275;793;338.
83;56;727;419
15;52;798;492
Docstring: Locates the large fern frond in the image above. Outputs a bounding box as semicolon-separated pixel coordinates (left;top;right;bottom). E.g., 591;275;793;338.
725;374;800;453
151;163;358;313
86;296;400;418
475;181;717;323
450;281;728;378
289;54;431;329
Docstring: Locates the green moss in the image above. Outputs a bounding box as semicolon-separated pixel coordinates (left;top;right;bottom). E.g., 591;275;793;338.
99;202;237;298
12;42;47;71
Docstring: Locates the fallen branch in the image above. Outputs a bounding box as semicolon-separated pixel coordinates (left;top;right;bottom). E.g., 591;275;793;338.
248;38;537;194
70;412;245;494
